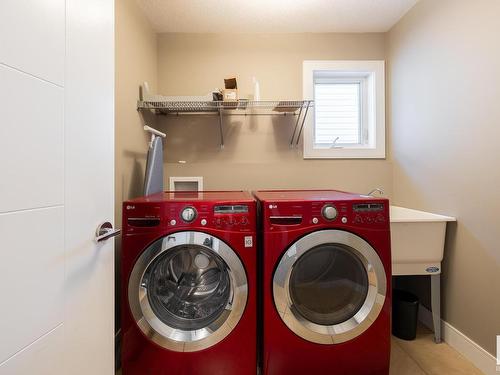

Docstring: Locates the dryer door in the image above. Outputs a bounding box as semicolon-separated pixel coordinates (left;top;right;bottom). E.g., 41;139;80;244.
128;231;248;352
273;229;386;344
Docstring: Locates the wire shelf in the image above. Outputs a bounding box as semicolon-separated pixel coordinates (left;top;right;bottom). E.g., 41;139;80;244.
137;99;313;114
137;99;313;148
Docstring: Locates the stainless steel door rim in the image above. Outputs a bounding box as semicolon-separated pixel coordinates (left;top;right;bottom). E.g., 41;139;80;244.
128;231;248;352
273;229;387;344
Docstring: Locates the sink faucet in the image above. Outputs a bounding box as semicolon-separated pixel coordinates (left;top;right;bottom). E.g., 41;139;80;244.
367;188;384;197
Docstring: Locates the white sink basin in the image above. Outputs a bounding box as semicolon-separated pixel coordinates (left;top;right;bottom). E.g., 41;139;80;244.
390;206;456;275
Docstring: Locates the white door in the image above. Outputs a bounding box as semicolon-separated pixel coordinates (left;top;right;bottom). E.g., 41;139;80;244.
0;1;115;374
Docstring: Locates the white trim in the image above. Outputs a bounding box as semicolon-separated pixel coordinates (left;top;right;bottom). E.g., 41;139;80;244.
169;176;203;191
303;60;385;159
418;305;497;375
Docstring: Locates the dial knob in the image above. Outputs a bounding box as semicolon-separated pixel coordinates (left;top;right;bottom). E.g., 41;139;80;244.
181;207;197;222
322;204;338;221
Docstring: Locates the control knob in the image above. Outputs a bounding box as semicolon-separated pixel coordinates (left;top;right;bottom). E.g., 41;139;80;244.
321;204;338;221
181;206;197;222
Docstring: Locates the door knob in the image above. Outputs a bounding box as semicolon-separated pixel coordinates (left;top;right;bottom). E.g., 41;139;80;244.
95;221;121;243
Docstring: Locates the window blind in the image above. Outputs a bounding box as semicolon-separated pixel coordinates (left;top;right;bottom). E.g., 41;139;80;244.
314;83;361;145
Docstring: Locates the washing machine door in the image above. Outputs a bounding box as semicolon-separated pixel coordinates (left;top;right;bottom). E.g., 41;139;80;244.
273;229;387;344
128;231;248;352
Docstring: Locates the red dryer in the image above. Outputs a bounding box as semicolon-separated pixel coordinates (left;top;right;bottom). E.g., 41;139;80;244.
254;190;392;375
121;191;257;375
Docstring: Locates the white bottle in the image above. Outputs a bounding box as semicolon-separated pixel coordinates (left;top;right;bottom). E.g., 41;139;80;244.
252;77;260;101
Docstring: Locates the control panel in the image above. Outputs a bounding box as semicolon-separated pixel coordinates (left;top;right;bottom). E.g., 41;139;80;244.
123;201;254;233
352;203;386;224
212;204;250;229
353;203;385;212
214;205;249;214
264;199;388;231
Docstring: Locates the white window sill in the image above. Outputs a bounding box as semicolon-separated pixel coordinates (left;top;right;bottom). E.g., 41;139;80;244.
304;147;386;159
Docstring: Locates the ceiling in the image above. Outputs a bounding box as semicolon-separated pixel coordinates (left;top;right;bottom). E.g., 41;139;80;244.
136;0;419;33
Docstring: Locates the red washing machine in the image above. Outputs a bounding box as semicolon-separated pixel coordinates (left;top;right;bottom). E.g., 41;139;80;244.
121;191;257;375
254;190;391;375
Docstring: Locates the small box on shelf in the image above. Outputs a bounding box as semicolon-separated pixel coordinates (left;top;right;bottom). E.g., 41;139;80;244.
222;77;238;102
222;89;238;101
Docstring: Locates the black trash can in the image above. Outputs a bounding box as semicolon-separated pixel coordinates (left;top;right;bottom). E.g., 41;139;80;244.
392;289;419;340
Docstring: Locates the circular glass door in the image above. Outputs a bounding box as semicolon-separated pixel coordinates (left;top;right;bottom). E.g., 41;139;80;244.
273;230;386;344
289;244;369;326
145;244;231;330
128;231;248;352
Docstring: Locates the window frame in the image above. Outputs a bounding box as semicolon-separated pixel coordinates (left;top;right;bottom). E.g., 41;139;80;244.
303;60;386;159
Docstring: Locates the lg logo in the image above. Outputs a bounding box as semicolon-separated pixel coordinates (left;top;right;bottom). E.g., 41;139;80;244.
268;204;277;209
126;205;135;210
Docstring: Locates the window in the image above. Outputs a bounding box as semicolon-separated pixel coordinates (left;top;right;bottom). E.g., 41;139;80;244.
303;61;385;159
314;80;363;146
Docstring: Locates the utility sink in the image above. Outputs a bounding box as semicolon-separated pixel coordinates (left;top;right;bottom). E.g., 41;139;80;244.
390;206;456;276
390;206;456;343
389;206;455;344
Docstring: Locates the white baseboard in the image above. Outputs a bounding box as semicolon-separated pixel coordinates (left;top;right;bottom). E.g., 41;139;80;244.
418;304;498;375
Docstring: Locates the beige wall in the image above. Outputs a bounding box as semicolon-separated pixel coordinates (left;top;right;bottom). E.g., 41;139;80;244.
115;0;157;329
387;0;500;355
115;0;157;223
156;33;393;195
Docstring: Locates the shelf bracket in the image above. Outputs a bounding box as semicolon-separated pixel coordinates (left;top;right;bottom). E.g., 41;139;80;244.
295;101;310;147
218;109;224;149
289;105;304;147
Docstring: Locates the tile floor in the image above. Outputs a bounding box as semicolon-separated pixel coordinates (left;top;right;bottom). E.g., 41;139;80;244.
117;326;484;374
390;325;483;375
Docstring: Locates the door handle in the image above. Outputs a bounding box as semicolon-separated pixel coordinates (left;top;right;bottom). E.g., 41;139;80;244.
95;221;121;243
